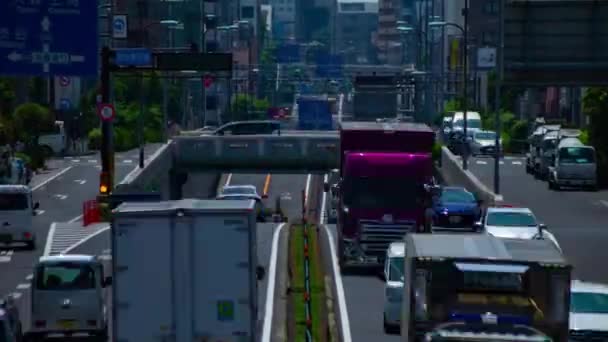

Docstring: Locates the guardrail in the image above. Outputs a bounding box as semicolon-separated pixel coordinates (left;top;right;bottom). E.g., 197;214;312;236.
438;146;503;206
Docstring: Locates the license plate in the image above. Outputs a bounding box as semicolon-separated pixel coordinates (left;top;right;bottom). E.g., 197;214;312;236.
0;234;10;243
57;320;76;329
449;216;462;224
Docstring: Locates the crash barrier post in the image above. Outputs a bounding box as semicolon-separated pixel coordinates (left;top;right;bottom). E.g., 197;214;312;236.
302;224;313;342
82;200;100;226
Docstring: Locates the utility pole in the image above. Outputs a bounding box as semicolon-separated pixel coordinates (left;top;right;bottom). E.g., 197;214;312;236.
494;0;505;194
201;2;206;127
137;0;146;168
462;0;469;170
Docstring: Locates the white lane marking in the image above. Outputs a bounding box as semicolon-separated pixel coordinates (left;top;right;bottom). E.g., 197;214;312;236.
25;274;33;281
71;159;80;163
32;166;73;191
11;292;22;300
476;160;487;165
600;200;608;208
123;159;133;164
53;194;68;200
304;174;311;207
0;250;14;263
68;215;83;223
43;223;57;256
16;283;30;290
61;226;110;254
499;161;504;165
320;174;352;342
225;173;232;186
260;223;286;342
95;165;101;170
35;210;45;216
74;179;87;185
88;159;97;163
512;161;522;165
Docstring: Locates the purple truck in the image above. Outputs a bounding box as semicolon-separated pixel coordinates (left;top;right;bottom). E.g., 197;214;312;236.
329;121;436;269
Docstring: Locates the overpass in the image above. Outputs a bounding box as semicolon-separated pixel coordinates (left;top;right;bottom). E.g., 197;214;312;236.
115;131;340;199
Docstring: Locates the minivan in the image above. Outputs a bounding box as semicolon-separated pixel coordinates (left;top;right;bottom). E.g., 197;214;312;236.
0;185;39;250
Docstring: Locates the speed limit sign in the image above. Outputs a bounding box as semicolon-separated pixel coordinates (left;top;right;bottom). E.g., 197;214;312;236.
97;103;115;122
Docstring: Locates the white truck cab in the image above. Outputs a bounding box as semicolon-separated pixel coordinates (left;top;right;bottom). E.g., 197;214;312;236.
28;254;111;340
383;242;405;334
0;185;39;250
0;294;21;342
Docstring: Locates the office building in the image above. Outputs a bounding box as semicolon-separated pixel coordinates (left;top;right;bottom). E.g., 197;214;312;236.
337;0;379;64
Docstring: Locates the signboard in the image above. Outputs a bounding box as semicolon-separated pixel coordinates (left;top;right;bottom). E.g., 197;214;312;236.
112;15;128;39
0;0;99;76
54;76;81;111
97;103;115;122
154;53;232;72
503;0;608;85
114;48;152;67
477;47;497;70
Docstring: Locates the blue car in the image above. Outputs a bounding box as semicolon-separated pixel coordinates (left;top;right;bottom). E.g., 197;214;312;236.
433;186;482;229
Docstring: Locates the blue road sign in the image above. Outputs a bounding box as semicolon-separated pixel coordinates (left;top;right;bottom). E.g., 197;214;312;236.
0;0;99;77
59;98;71;110
114;48;152;67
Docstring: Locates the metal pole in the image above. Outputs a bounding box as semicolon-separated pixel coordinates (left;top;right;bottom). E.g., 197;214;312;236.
248;38;252;117
100;47;113;190
137;1;145;168
493;0;504;194
462;0;469;170
201;3;207;127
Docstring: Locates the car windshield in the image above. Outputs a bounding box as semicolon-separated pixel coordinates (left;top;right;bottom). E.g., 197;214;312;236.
475;132;496;140
559;147;595;164
35;262;96;290
486;212;537;227
389;257;404;282
343;177;423;209
453;118;482;129
0;193;28;210
440;189;476;204
222;186;256;195
571;292;608;314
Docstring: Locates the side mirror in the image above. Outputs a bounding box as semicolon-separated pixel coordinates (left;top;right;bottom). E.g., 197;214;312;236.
539;223;547;230
103;276;112;287
323;182;330;193
34;202;40;210
473;222;483;232
256;266;266;281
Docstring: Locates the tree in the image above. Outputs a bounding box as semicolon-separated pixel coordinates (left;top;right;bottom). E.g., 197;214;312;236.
582;87;608;185
13;103;53;147
231;94;270;121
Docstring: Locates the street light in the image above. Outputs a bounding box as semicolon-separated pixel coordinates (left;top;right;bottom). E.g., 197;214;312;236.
429;15;470;170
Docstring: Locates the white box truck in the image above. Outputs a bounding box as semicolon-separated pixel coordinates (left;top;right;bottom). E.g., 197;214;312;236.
111;199;262;342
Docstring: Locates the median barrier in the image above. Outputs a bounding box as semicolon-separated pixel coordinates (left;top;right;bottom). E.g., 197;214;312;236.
438;146;503;206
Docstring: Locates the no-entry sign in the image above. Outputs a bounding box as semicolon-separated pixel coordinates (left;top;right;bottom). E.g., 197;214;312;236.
97;103;115;122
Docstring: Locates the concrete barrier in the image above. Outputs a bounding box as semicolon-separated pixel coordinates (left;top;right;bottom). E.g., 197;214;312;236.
438;146;503;206
114;142;174;199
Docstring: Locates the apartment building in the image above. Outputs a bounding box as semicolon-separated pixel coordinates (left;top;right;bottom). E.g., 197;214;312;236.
376;0;399;64
337;0;379;64
269;0;297;40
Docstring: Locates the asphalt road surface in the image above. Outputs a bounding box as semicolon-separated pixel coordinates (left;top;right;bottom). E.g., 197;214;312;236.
0;144;162;339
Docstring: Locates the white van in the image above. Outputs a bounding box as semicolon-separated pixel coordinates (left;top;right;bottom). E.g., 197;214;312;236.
28;255;111;340
0;185;39;250
450;111;482;137
383;242;406;334
549;137;597;191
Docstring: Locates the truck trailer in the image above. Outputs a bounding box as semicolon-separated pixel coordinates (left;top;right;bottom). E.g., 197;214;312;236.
111;199;263;342
328;121;437;270
401;233;571;342
352;75;399;121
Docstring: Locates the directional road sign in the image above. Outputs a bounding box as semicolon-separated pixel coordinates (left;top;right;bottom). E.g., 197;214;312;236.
112;15;128;39
0;0;99;76
114;48;152;67
97;103;116;122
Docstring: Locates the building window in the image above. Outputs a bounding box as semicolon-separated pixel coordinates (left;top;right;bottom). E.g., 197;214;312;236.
483;0;499;15
242;6;254;19
482;31;497;45
341;3;365;11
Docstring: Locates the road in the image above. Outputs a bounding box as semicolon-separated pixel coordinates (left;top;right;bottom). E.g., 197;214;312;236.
0;144;162;338
467;155;608;283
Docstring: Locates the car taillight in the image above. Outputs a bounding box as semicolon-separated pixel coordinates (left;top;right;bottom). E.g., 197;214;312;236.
35;320;46;327
23;232;32;239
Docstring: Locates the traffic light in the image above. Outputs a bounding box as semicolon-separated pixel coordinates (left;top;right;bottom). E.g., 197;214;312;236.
99;171;111;195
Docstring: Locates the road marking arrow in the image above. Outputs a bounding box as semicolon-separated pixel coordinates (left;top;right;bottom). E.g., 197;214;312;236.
7;52;22;62
74;179;86;185
53;194;68;200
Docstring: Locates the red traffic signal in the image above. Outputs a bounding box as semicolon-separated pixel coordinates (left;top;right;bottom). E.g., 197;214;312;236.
203;75;213;89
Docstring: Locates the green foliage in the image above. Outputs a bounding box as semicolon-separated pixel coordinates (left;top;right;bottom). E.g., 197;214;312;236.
13;103;53;144
579;130;589;145
14;152;31;165
432;142;442;162
582;87;608;185
230;94;271;121
88;128;102;150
